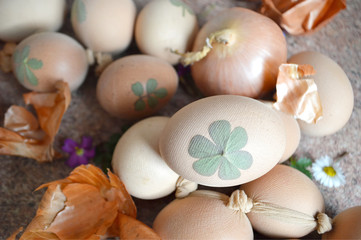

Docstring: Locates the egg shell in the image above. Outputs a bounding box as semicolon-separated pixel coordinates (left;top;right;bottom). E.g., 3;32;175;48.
96;54;178;120
262;101;300;163
71;0;136;54
288;51;354;137
11;32;88;92
159;95;286;187
322;206;361;239
135;0;198;65
0;0;66;42
241;164;325;238
153;191;253;239
112;116;180;200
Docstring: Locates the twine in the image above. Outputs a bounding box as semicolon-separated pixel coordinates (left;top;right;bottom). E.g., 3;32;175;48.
175;29;233;66
86;49;113;75
175;176;198;198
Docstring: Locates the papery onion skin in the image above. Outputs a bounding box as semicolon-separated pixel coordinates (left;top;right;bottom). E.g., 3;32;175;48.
190;7;287;98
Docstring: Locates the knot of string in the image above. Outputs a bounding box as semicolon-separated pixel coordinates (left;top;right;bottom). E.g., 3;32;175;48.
175;176;198;199
226;190;254;213
86;49;113;75
316;212;333;234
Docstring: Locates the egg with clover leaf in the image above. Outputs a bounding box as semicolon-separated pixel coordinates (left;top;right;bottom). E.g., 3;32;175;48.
159;95;286;187
96;54;178;120
11;32;88;92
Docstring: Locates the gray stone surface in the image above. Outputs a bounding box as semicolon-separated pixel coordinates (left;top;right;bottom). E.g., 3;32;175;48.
0;0;360;239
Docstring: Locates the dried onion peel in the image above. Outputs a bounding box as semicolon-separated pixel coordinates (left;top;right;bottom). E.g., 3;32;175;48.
9;164;160;239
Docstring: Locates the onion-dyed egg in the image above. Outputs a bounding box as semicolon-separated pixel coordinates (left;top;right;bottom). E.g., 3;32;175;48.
71;0;136;54
288;51;354;137
262;101;300;163
11;32;88;92
322;206;361;239
159;95;286;187
135;0;198;65
112;116;180;200
96;54;178;120
153;190;253;239
0;0;66;42
190;7;287;98
241;164;325;238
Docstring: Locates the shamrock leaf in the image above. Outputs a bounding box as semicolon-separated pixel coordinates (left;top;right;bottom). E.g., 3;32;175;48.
189;120;253;180
134;99;146;111
169;0;194;17
132;82;144;97
13;45;43;86
147;96;158;108
154;88;168;98
72;0;87;23
146;78;158;94
290;156;312;179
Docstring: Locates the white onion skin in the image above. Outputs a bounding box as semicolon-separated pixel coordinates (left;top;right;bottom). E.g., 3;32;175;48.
191;7;287;98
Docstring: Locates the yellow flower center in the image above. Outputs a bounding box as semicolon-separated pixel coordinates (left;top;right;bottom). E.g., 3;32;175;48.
323;166;336;177
75;147;84;156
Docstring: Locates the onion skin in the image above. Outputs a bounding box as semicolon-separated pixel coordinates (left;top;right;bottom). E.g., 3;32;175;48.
190;7;287;98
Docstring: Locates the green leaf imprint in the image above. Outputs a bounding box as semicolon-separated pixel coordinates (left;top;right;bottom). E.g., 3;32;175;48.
72;0;87;23
131;82;144;97
13;45;42;86
189;120;253;180
169;0;194;17
132;78;168;111
146;78;158;94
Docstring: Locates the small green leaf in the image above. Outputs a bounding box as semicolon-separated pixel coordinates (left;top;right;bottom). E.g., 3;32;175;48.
25;66;38;86
169;0;182;6
27;58;43;70
290;157;313;179
72;0;87;23
218;159;241;180
188;135;220;158
146;78;158;93
147;96;158;108
154;88;168;98
192;155;222;177
226;151;253;170
131;82;144;97
225;127;248;153
21;45;30;60
209;120;231;149
134;99;146;111
15;64;26;83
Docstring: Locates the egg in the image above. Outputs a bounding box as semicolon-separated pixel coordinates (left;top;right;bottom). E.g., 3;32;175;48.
322;206;361;239
153;190;253;239
71;0;136;54
0;0;66;42
159;95;286;187
112;116;180;200
241;164;325;238
262;101;301;163
96;54;178;119
135;0;198;64
288;51;354;137
11;32;88;92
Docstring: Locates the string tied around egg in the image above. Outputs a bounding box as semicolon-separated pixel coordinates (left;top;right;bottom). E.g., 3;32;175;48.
226;190;254;213
175;176;198;199
86;49;113;75
229;189;333;234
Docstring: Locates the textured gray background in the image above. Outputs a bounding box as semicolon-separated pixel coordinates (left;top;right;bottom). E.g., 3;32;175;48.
0;0;360;238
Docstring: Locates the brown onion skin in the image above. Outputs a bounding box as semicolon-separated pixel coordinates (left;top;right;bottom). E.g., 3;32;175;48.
191;7;287;98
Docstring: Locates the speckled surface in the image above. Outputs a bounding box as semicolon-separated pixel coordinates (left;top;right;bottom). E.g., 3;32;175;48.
0;0;360;239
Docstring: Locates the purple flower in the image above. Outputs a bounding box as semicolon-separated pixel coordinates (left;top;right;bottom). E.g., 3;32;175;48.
62;136;95;168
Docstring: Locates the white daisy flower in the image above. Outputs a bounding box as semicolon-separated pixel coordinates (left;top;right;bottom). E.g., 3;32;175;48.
311;155;346;188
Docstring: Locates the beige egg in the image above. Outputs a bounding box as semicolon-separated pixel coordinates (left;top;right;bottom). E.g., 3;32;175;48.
288;51;354;137
241;164;325;238
135;0;198;65
11;32;88;92
262;101;301;163
322;206;361;239
0;0;66;42
96;54;178;120
71;0;136;54
112;116;180;200
159;95;286;187
153;190;253;239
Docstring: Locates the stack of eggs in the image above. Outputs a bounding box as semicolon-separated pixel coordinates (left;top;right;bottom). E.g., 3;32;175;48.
1;0;357;239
